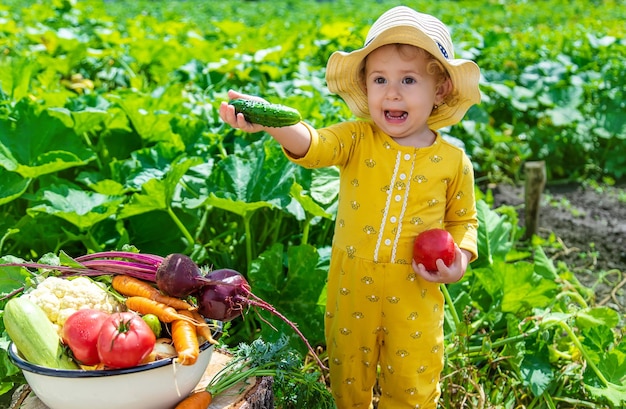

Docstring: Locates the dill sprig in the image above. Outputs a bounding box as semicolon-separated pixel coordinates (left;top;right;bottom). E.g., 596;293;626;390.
206;336;335;408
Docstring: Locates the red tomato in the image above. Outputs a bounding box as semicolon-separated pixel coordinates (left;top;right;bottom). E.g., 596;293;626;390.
97;311;156;369
413;229;456;272
62;309;110;366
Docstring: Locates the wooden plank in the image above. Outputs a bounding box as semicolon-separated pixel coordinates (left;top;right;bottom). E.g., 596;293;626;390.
199;351;255;408
199;350;274;409
524;161;546;239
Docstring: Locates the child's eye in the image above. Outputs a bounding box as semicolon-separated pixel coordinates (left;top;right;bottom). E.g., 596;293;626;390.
403;77;417;84
373;77;386;84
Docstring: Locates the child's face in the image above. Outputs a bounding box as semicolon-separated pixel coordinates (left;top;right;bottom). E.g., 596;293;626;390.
364;44;447;145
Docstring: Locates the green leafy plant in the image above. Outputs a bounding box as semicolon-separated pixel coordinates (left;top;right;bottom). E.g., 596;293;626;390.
442;202;625;408
202;336;334;409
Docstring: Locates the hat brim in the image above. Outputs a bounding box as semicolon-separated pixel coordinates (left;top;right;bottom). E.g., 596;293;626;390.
326;26;481;130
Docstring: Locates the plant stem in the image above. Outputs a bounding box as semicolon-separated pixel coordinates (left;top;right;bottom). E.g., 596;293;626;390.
552;319;611;388
78;230;103;254
194;205;211;242
450;327;541;357
301;214;312;246
555;290;589;309
0;228;19;254
543;392;557;409
166;207;195;251
243;211;254;273
441;284;460;329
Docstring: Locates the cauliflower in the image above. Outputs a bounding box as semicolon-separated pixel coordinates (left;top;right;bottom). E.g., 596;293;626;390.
24;276;122;334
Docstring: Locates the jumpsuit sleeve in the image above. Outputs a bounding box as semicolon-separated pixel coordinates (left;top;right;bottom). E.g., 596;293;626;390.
282;121;360;169
445;150;479;262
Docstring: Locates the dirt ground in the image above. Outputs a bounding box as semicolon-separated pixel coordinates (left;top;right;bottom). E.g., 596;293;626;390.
489;182;626;311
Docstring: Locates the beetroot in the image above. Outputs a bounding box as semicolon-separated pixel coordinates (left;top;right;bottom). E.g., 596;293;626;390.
196;269;248;322
155;253;211;298
195;268;326;369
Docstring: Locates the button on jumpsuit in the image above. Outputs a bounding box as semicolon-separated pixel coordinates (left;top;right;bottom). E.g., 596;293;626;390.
287;121;478;409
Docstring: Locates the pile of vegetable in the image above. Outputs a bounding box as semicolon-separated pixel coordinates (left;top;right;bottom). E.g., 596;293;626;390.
3;268;218;371
0;250;324;372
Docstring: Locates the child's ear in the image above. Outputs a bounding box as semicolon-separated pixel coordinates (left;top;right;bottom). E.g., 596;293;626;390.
435;78;453;105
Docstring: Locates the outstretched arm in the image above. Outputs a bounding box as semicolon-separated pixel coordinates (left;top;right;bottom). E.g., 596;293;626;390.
219;90;312;158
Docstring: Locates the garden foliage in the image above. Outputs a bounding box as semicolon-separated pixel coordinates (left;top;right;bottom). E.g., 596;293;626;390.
0;0;624;407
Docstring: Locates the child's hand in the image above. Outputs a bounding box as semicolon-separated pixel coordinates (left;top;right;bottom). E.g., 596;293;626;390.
218;90;267;133
219;89;312;157
412;245;469;284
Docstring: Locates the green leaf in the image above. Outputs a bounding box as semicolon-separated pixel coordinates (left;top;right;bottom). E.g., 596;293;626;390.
597;344;626;385
249;243;284;294
470;262;504;311
531;245;559;280
581;325;615;362
310;167;340;206
111;144;182;190
510;85;538;111
539;83;585;109
249;243;326;353
27;183;125;231
290;182;333;219
70;107;109;136
575;306;622;331
118;179;169;218
0;101;95;178
0;57;35;102
204;136;296;212
0;169;30;205
79;177;126;196
118;156;201;218
112;92;185;150
501;260;559;313
473;200;513;267
204;193;274;217
520;351;553;396
0;257;30;297
544;106;584;126
585;383;626;408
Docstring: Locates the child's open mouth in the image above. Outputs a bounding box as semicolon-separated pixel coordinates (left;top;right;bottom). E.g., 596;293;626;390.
385;110;408;120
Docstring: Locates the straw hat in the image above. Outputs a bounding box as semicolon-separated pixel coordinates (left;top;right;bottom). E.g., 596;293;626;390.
325;6;481;130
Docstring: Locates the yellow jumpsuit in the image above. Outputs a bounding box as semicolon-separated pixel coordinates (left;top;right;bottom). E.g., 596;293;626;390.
287;121;478;409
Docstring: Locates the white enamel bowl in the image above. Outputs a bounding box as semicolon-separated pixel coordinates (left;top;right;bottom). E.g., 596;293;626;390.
8;333;219;409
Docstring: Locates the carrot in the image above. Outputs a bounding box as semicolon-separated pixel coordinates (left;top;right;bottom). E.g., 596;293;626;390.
174;390;212;409
125;296;201;325
172;310;200;365
190;310;219;345
112;275;193;310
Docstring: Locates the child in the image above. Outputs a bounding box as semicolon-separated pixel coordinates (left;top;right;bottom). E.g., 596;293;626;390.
219;6;480;409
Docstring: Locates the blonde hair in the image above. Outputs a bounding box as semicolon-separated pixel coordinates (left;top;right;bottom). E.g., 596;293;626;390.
359;44;459;108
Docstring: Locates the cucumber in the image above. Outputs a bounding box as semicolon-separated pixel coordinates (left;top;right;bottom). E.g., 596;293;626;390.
3;297;78;369
229;99;301;127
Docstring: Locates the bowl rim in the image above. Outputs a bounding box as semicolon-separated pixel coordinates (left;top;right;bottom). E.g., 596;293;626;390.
9;321;222;378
